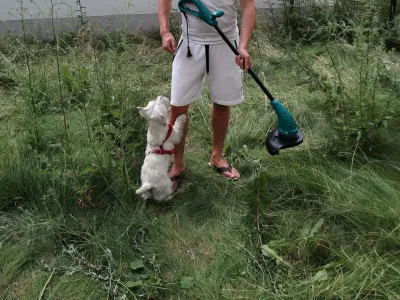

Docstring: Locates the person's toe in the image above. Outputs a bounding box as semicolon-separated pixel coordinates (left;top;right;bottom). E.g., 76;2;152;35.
228;166;240;179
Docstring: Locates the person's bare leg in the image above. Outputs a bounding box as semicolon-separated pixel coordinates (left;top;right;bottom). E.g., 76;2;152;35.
169;104;189;189
209;102;240;179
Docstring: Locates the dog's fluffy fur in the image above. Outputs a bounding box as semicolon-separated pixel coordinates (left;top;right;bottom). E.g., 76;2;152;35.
135;96;186;201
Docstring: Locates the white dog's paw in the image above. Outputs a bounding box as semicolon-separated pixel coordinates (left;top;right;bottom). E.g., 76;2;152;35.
137;191;151;201
176;114;187;125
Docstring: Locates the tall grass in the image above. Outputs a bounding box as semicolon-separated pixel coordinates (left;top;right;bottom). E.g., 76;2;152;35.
18;0;40;146
0;0;399;299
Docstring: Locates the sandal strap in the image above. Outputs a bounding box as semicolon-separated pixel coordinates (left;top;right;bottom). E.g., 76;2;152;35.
214;164;232;174
170;169;186;182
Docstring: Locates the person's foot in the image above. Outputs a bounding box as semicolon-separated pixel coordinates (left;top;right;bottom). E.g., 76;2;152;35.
169;164;187;191
209;156;240;180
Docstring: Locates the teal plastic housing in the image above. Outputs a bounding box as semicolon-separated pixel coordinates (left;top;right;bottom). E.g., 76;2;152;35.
178;0;224;26
270;100;299;138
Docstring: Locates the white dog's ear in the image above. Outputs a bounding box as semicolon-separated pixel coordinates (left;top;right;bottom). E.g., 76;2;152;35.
137;106;152;119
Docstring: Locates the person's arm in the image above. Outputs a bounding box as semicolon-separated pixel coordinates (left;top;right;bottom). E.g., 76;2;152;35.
158;0;176;53
235;0;255;71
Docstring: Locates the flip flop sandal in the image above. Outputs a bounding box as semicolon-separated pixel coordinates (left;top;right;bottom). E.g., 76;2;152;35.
208;162;240;181
170;169;187;192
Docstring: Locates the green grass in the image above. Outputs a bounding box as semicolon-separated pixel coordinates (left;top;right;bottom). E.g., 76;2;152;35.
0;25;400;300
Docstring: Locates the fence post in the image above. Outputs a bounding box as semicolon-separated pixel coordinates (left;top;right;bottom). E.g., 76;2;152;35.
389;0;397;24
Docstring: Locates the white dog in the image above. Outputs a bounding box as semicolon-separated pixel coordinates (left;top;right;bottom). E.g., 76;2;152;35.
135;96;186;201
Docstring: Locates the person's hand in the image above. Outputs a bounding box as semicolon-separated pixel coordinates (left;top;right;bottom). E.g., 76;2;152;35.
161;32;177;54
235;48;252;72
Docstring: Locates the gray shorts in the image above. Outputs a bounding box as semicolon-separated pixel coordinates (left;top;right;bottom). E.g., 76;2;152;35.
170;36;244;107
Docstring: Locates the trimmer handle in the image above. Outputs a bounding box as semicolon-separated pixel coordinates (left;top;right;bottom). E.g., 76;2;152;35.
178;0;224;26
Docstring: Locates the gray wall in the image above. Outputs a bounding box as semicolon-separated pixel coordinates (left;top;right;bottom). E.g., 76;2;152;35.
0;0;283;38
1;0;163;20
1;0;282;20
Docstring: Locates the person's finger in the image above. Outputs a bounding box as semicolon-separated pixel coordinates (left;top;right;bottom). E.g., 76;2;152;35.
162;40;168;51
171;38;177;52
245;56;251;70
165;41;174;53
163;45;171;53
235;55;241;67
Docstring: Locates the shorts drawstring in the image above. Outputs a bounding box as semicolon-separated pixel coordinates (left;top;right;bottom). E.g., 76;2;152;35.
205;45;210;74
182;12;192;58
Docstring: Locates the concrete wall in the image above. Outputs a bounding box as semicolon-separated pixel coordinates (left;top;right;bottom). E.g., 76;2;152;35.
1;1;283;20
0;0;284;38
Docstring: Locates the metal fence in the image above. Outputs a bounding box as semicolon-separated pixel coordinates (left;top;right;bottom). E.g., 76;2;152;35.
278;0;399;24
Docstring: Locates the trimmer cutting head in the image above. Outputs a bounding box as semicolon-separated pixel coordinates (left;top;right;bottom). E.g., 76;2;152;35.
265;99;304;155
266;129;304;155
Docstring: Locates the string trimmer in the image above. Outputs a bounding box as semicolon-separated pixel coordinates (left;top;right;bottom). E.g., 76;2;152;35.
178;0;304;155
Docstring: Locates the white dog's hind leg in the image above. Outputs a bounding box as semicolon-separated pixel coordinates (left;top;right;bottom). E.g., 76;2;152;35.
136;182;152;195
152;184;172;202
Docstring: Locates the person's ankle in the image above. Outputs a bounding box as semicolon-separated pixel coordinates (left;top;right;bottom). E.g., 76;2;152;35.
169;162;185;175
210;152;224;164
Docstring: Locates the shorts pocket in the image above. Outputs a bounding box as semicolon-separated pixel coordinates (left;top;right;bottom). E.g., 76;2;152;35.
172;38;184;62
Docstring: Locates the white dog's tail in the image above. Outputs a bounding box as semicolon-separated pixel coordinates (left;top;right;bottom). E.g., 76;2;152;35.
135;182;152;195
